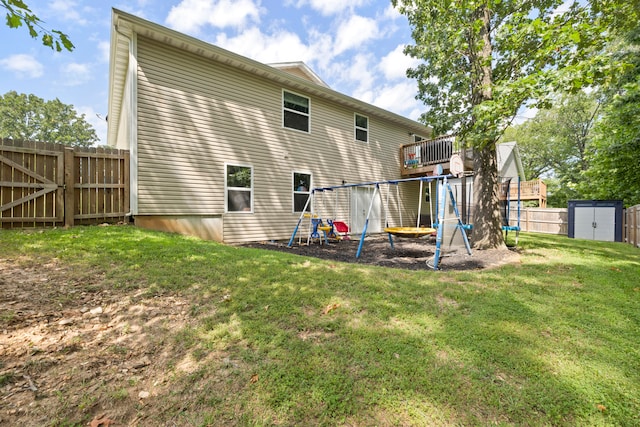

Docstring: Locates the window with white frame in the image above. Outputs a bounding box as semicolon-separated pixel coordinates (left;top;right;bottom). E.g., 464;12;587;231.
355;113;368;142
293;172;311;212
226;164;253;212
283;90;310;132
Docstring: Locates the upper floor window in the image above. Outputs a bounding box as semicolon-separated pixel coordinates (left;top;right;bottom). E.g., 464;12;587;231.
355;114;368;142
283;90;310;132
226;164;253;213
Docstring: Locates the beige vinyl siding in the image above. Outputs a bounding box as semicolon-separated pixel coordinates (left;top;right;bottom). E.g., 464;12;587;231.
135;36;424;243
278;66;314;83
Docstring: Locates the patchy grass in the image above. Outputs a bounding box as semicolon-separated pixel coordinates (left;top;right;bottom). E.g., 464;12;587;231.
0;226;639;426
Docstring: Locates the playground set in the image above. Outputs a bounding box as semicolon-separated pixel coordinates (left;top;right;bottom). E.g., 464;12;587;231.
286;162;522;270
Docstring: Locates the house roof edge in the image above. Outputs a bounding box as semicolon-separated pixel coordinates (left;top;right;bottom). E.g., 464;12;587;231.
109;8;431;137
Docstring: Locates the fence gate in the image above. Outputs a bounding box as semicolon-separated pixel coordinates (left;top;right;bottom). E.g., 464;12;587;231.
1;139;129;229
1;140;65;227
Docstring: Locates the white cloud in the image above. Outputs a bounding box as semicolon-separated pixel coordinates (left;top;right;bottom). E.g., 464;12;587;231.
166;0;262;33
0;54;44;78
383;3;403;20
61;62;92;85
303;28;339;71
49;0;89;25
514;106;538;124
293;0;368;16
334;15;379;55
371;81;418;114
340;54;376;95
379;44;419;80
215;28;313;64
407;107;425;122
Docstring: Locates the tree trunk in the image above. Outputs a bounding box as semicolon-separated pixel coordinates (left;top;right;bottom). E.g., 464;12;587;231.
469;5;506;250
472;144;506;250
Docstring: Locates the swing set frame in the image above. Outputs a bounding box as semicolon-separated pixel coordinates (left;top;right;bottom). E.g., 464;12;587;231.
287;174;472;270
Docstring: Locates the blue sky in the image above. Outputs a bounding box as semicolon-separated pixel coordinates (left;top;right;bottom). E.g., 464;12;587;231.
0;0;429;144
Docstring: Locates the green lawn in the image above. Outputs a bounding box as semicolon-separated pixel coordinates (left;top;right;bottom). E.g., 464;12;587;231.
1;226;639;426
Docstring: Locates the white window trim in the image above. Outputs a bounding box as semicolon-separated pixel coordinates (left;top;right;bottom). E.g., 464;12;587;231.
282;89;311;133
292;171;312;213
355;113;369;143
224;163;254;214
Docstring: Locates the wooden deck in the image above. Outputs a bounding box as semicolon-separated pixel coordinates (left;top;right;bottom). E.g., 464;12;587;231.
400;135;473;177
507;179;547;207
400;137;547;207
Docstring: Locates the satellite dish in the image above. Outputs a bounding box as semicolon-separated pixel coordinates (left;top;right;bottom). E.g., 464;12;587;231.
449;154;464;177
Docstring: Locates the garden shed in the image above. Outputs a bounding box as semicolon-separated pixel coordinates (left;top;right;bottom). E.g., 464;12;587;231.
567;200;623;242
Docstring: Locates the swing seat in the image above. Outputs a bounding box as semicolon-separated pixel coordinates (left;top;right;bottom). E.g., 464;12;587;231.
384;227;436;238
309;218;329;245
332;221;350;239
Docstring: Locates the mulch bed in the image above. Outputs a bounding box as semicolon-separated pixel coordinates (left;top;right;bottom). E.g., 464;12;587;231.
242;234;520;271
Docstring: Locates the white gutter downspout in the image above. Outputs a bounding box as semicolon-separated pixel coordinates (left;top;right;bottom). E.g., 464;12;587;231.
115;22;139;216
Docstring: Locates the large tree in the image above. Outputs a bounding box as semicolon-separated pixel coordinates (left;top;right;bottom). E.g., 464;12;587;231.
580;26;640;207
393;0;636;249
0;91;98;147
1;0;73;51
503;91;600;207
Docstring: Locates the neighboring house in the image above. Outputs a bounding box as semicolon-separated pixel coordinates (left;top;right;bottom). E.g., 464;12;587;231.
449;142;530;224
496;141;526;182
497;141;547;207
107;9;434;243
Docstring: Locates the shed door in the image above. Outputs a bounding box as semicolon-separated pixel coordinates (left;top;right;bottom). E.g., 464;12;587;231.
593;207;616;241
350;187;381;235
573;206;616;241
573;207;594;240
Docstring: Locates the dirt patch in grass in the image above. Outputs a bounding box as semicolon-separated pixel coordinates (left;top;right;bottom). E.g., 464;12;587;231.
243;234;521;271
0;258;195;426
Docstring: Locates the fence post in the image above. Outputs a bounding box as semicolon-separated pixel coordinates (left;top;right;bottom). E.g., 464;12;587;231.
64;147;75;227
624;208;628;244
633;206;638;247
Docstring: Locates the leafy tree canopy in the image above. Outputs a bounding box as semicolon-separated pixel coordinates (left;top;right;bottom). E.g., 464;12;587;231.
503;91;599;207
0;91;98;147
579;27;640;207
504;22;640;208
394;0;633;144
1;0;73;51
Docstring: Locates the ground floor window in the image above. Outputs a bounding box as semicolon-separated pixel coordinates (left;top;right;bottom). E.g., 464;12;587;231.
226;164;253;212
293;172;311;212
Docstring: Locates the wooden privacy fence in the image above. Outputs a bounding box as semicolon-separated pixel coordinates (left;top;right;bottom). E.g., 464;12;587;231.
624;204;640;248
507;207;568;235
1;139;129;229
508;206;640;247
